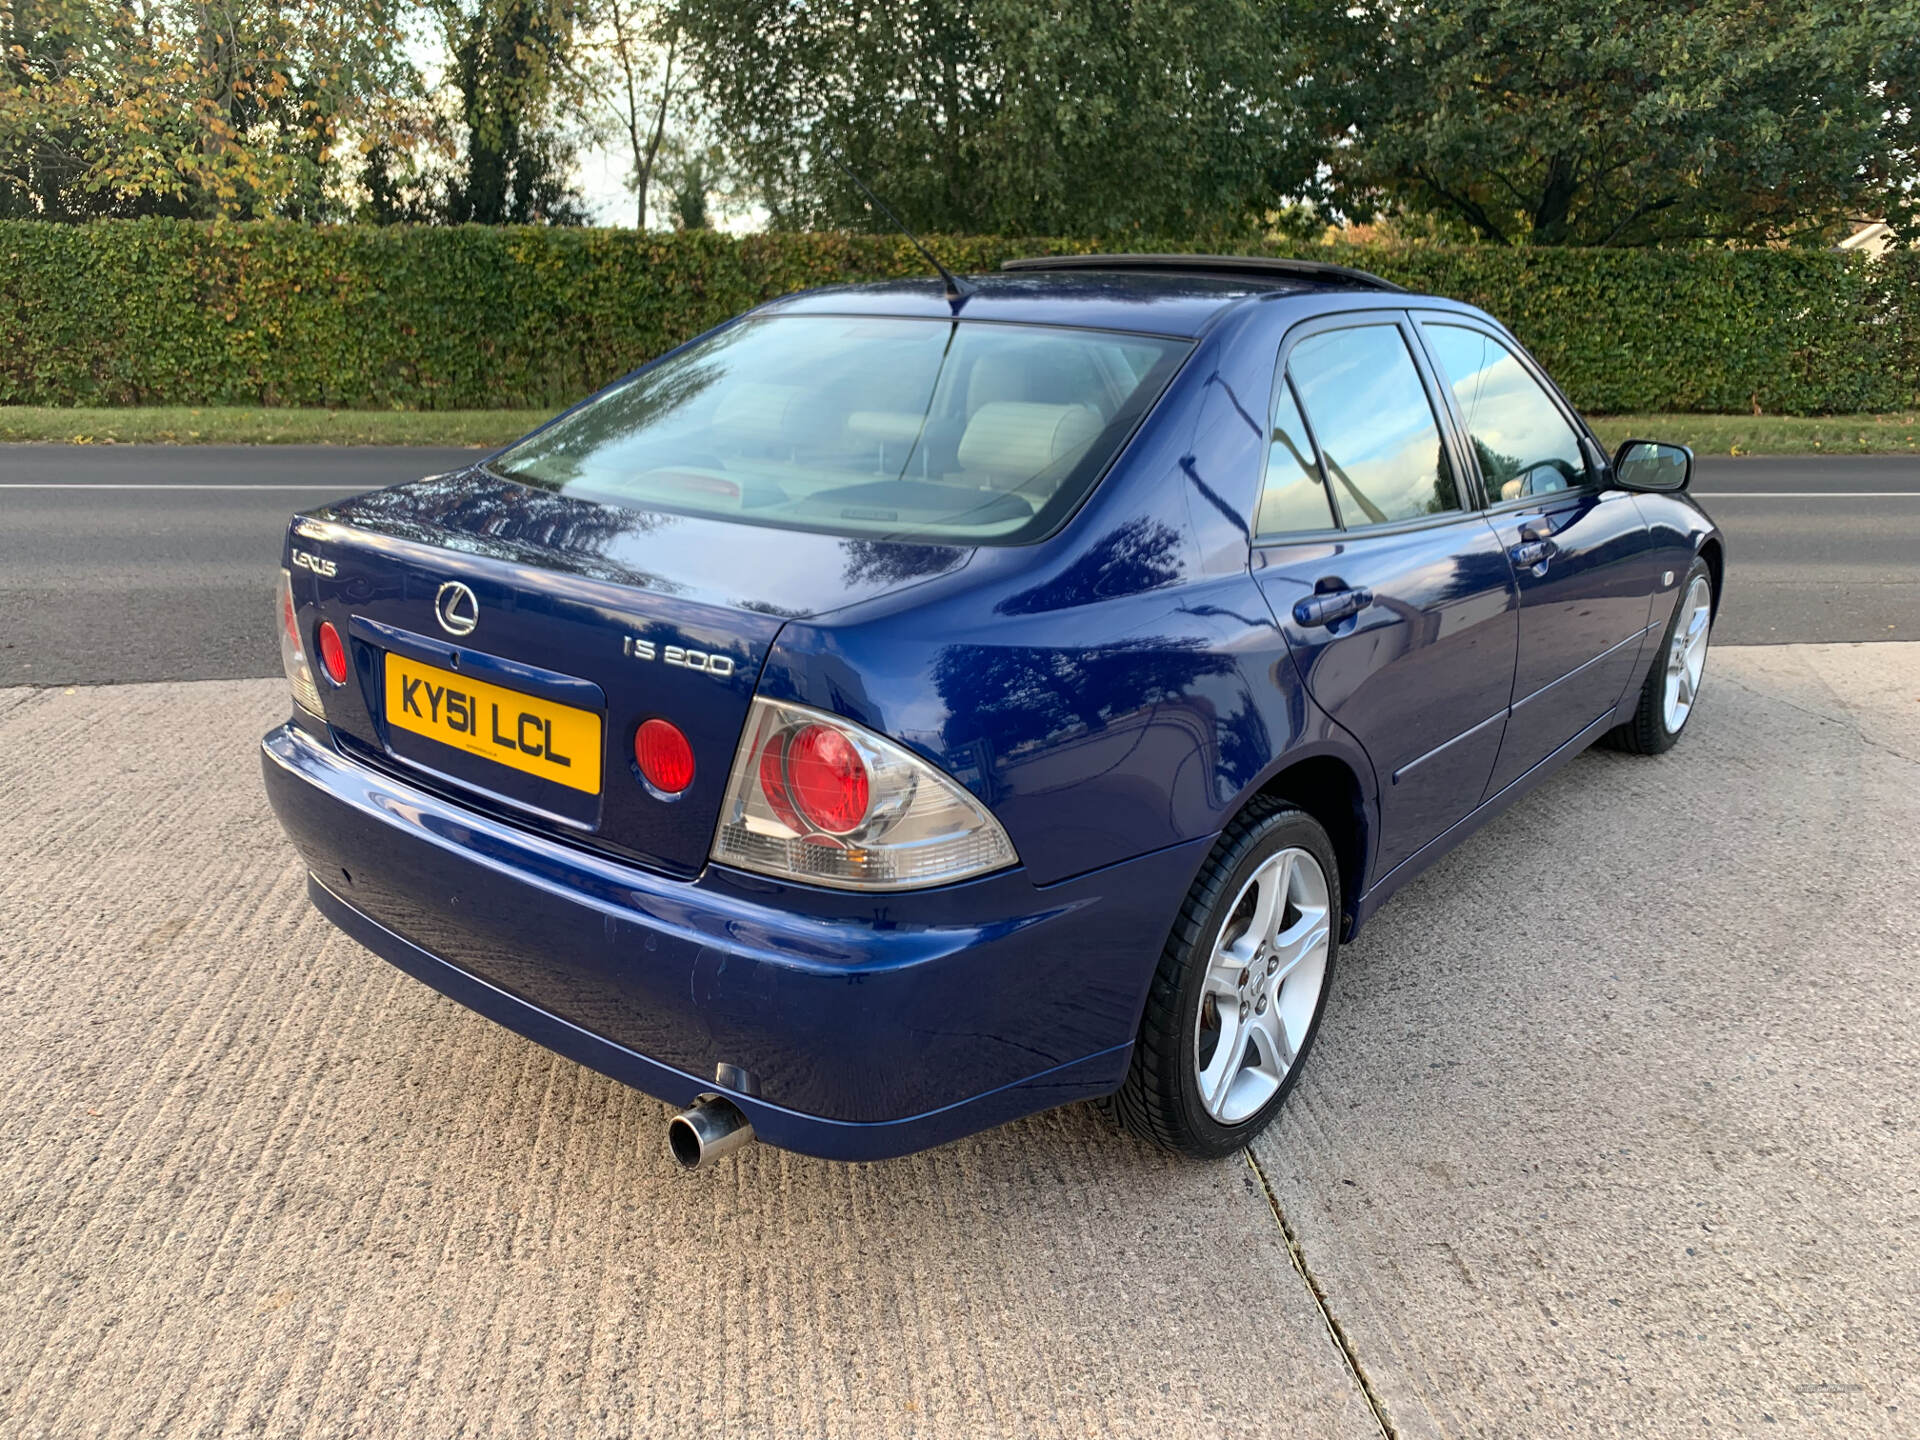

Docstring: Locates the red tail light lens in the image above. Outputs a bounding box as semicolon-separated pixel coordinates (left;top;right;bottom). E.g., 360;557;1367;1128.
634;718;695;793
783;723;870;834
756;730;805;831
713;699;1017;890
316;621;348;684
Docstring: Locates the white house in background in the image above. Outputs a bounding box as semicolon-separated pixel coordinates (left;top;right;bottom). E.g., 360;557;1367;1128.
1839;221;1895;256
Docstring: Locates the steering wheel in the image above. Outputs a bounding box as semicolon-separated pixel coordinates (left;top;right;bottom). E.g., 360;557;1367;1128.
1500;457;1583;501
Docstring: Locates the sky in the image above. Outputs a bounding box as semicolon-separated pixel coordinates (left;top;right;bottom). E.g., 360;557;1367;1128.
575;142;640;228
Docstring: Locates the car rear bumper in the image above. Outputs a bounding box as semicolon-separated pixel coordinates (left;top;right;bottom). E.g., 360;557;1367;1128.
261;721;1208;1160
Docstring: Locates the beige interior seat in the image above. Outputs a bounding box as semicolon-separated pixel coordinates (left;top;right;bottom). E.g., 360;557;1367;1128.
957;402;1103;492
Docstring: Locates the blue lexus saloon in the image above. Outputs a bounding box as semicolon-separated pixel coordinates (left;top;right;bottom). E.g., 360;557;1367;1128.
263;255;1722;1166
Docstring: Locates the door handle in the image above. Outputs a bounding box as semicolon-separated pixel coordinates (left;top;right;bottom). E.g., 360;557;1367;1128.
1293;588;1373;628
1510;539;1556;568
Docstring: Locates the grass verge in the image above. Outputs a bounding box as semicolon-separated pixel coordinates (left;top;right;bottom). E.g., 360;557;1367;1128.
0;405;1916;456
1586;413;1920;457
0;406;555;447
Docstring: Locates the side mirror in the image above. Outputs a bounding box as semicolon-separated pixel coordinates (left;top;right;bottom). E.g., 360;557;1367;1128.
1612;439;1693;493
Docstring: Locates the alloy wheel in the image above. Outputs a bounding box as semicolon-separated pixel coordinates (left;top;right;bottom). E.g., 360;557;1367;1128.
1663;575;1713;733
1192;847;1333;1125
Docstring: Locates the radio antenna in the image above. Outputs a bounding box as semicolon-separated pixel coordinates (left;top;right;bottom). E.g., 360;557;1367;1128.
832;152;975;305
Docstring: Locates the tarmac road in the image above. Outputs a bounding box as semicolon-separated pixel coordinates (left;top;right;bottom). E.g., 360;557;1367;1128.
0;446;1916;685
0;446;482;687
2;642;1915;1437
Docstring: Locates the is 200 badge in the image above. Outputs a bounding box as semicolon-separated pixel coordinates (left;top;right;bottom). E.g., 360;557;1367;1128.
622;636;736;679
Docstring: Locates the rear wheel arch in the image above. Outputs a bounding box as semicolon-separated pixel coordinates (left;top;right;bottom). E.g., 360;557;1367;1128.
1246;755;1368;938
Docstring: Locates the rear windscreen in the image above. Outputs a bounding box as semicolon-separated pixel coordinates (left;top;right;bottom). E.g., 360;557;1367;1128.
491;315;1191;544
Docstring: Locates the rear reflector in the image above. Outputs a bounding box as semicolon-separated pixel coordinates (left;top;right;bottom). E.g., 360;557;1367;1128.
634;718;695;793
317;621;348;685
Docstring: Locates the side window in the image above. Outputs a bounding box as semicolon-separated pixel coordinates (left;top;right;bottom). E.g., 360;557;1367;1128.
1257;378;1337;535
1422;324;1588;503
1287;325;1460;526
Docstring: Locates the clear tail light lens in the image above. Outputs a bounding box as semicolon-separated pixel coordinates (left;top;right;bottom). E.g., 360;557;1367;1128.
278;571;323;715
712;698;1017;890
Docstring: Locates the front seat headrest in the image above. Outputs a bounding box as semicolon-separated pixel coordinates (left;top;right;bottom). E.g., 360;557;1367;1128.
957;403;1103;490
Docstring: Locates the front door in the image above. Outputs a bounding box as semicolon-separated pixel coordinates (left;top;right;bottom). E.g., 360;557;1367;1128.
1251;315;1519;878
1416;319;1657;794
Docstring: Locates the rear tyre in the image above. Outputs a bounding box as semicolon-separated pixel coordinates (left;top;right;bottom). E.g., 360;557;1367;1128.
1110;801;1340;1159
1602;556;1714;755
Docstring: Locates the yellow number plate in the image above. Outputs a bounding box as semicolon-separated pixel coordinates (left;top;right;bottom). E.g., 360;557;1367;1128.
385;653;602;794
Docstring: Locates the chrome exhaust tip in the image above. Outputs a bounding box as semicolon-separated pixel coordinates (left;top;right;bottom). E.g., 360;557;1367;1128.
667;1095;755;1170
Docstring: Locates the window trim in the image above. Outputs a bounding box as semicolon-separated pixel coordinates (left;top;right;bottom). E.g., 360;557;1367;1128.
1409;311;1604;515
1252;309;1484;548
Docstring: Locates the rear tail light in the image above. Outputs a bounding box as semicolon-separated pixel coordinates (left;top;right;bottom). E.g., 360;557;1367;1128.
278;571;322;715
712;698;1017;890
780;723;869;833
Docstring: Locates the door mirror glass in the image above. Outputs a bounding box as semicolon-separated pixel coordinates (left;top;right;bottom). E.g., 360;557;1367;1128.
1612;440;1693;493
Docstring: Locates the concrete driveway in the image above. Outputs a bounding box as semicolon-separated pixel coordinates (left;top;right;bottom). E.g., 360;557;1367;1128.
3;640;1914;1438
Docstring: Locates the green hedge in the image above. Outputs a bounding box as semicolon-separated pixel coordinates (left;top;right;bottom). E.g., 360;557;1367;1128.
1;219;1913;414
1879;248;1920;409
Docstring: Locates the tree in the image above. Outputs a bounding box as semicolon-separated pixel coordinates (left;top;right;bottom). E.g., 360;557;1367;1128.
577;0;681;227
1;0;158;219
1322;0;1920;246
1;0;423;219
649;129;747;228
431;0;589;223
1873;18;1920;244
5;0;603;226
675;0;1328;236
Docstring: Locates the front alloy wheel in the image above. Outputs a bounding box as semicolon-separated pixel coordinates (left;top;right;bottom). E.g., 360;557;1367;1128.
1662;574;1713;733
1605;554;1715;755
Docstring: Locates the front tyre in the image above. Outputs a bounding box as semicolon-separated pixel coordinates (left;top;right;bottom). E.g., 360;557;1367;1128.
1603;556;1714;755
1111;802;1340;1159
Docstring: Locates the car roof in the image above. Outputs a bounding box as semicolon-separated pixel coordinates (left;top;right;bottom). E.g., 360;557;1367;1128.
760;255;1430;340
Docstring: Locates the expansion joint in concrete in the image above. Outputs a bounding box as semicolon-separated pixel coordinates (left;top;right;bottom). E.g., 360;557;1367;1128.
1245;1148;1398;1440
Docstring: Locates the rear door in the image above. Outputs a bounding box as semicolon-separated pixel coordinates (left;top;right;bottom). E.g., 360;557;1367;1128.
1252;314;1519;877
1415;318;1657;795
